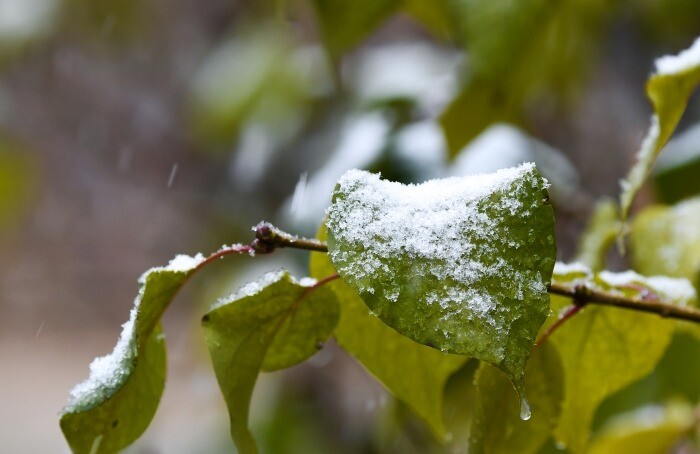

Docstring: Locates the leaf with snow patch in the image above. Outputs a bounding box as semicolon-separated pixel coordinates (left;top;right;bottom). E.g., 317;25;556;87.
310;224;467;439
469;343;563;454
202;271;339;454
326;164;555;411
60;254;205;454
588;403;694;454
620;36;700;223
630;197;700;287
547;265;694;453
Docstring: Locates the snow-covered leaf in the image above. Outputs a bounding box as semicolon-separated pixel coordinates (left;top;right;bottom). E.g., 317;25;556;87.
310;224;467;438
470;343;563;454
326;164;555;407
620;36;700;222
60;253;205;453
202;271;339;454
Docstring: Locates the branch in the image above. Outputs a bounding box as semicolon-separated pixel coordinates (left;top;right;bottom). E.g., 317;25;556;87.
250;222;700;328
547;282;700;323
251;222;329;253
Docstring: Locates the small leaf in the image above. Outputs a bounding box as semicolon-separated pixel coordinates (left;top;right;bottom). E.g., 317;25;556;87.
588;403;694;454
60;253;206;453
470;342;564;454
548;265;688;453
326;164;555;398
202;271;339;454
620;36;700;222
310;224;467;439
630;197;700;286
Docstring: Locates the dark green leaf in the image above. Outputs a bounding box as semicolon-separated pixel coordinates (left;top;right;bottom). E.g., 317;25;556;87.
470;343;564;454
326;165;555;402
311;224;467;439
60;254;205;453
202;271;339;454
620;36;700;222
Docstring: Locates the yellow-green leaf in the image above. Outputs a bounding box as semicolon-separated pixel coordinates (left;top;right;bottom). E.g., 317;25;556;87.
620;36;700;223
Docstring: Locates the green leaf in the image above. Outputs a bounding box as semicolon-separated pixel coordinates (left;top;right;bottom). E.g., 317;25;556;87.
60;254;206;453
470;342;564;454
630;197;700;285
620;36;700;223
310;224;466;439
325;165;555;402
310;0;402;60
202;271;339;454
548;266;688;453
588;403;694;454
440;0;608;154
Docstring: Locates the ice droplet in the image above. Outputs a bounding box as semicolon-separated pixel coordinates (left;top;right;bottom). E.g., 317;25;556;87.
519;395;532;421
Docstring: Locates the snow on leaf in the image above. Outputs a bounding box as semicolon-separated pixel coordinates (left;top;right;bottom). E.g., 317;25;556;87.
60;253;203;453
619;36;700;224
325;164;556;406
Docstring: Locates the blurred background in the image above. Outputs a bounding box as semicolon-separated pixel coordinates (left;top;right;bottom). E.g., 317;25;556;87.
0;0;699;452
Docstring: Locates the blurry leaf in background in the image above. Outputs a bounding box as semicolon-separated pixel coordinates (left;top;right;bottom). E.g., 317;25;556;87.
202;271;339;454
310;0;402;61
653;123;700;203
60;0;146;43
630;197;700;287
349;42;460;114
0;0;59;61
588;403;694;454
632;0;700;47
619;36;700;222
469;343;563;454
594;328;700;430
0;137;39;235
311;224;467;439
189;24;332;148
447;123;584;210
440;0;610;154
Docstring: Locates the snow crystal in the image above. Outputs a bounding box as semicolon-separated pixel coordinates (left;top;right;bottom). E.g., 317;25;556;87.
655;36;700;75
298;277;318;287
598;270;696;306
326;163;549;355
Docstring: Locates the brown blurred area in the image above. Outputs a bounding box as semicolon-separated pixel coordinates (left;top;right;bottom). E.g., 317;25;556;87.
0;0;699;452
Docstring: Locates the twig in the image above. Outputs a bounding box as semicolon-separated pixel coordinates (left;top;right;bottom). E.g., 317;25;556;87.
251;222;329;253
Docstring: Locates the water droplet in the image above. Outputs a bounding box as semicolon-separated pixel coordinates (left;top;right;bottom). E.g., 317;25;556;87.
519;395;531;420
555;440;567;450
